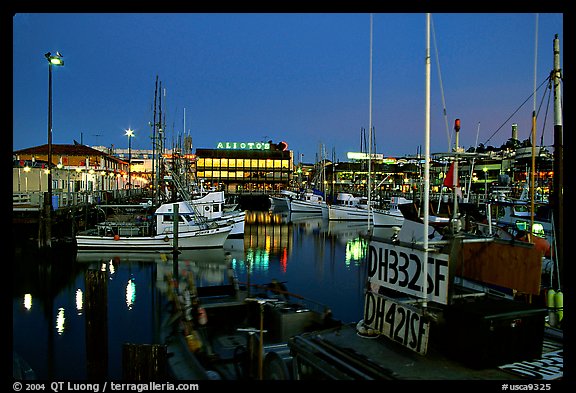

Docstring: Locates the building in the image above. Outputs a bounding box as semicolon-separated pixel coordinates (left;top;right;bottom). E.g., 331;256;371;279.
195;141;293;193
13;144;145;206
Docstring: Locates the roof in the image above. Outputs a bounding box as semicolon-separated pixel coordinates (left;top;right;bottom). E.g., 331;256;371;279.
14;144;109;157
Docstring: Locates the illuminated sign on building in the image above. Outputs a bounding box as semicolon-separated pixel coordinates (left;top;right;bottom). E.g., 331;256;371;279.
217;142;270;150
347;152;384;160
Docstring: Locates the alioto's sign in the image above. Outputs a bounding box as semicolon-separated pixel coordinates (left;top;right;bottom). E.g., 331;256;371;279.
367;241;450;305
216;142;270;150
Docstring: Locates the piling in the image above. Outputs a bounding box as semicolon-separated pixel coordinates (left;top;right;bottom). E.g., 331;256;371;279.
122;343;168;380
85;269;108;379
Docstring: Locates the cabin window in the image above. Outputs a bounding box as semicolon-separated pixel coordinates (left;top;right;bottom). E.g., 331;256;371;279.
162;214;185;223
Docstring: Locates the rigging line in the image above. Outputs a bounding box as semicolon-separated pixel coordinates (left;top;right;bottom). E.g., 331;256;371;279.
431;15;451;151
538;79;553;146
483;76;549;145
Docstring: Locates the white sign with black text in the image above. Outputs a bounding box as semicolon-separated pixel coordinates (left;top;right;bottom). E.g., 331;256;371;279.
367;241;450;305
363;291;430;355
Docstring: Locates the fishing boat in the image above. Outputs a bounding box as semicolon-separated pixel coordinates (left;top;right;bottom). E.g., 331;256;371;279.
289;189;328;216
327;192;372;221
372;196;412;227
187;189;246;238
158;253;340;380
75;200;233;250
269;190;298;211
285;14;563;381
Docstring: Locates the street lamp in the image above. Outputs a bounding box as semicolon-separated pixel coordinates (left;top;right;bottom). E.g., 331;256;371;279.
125;128;135;196
45;51;64;211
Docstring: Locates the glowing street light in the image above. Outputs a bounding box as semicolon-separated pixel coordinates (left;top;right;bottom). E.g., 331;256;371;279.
125;128;135;196
44;51;64;212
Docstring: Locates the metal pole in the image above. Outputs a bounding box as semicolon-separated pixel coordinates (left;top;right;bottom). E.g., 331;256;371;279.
552;33;563;288
422;13;431;309
128;135;132;197
47;62;53;211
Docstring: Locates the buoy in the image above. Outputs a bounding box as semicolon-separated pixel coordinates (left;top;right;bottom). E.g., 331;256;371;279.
186;331;202;352
554;290;563;324
113;234;120;241
546;288;557;327
547;288;556;308
198;307;208;325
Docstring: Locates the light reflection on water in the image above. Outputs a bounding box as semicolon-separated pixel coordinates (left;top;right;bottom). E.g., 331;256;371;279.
13;211;377;380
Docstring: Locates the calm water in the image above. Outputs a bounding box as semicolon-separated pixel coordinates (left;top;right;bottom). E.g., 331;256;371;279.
12;210;380;380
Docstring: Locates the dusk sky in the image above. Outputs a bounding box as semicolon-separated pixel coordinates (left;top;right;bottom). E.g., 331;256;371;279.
12;12;563;163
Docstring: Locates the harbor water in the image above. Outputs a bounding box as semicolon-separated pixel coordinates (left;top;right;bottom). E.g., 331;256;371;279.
12;210;378;380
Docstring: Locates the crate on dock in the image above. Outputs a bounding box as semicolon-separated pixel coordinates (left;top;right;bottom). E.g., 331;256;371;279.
439;298;547;368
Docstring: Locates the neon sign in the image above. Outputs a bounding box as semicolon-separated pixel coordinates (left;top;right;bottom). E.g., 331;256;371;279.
217;142;270;150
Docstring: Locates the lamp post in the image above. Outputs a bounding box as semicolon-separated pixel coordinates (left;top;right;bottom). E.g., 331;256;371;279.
125;128;135;197
45;51;64;211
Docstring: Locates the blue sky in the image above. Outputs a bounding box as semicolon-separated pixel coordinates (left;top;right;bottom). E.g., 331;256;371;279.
12;12;563;163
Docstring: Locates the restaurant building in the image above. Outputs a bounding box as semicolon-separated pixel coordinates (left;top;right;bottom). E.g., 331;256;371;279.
194;141;293;193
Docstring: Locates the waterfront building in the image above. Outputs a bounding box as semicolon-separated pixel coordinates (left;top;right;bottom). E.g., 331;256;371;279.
13;144;145;206
195;141;294;194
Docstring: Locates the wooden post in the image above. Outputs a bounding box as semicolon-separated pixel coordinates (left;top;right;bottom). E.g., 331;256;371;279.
122;343;168;380
38;192;52;249
85;269;108;379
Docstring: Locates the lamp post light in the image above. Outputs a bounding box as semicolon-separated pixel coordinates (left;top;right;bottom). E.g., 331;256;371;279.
125;128;135;197
44;51;64;211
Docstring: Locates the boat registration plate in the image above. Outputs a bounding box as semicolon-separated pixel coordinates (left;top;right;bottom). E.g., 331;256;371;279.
363;292;430;355
367;241;450;304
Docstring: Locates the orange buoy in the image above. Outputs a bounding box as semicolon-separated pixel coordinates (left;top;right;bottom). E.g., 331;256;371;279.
114;234;120;241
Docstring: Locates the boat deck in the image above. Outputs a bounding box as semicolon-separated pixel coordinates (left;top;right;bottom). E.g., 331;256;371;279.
288;323;563;380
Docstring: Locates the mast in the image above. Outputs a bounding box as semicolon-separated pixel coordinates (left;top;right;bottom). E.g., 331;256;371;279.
367;13;374;227
152;76;159;205
552;33;563;288
422;13;431;308
530;14;538;242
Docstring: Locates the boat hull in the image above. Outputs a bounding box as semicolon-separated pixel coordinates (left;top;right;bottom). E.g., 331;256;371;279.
372;208;404;226
76;226;231;250
328;205;372;221
290;199;325;214
222;211;246;238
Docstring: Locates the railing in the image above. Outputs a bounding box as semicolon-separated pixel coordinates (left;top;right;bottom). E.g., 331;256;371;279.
13;189;146;211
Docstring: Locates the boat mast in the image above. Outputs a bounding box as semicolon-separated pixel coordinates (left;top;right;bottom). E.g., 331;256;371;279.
529;14;538;242
422;13;431;309
552;33;563;288
152;76;159;205
367;13;373;228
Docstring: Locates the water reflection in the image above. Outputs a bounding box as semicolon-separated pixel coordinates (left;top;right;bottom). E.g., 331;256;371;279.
13;212;374;379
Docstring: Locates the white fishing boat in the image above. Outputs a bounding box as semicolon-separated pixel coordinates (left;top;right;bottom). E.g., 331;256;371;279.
187;189;246;238
289;189;328;216
327;192;372;221
75;200;233;250
285;15;562;380
269;190;298;211
372;196;412;227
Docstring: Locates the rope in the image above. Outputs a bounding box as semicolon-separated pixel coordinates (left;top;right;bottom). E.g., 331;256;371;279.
484;77;550;146
431;15;452;151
